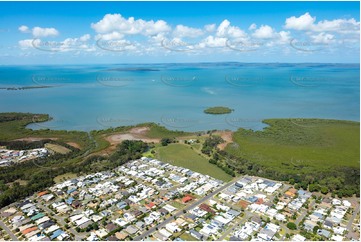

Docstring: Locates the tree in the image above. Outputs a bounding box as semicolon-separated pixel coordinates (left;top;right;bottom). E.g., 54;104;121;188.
308;183;320;192
300;181;308;190
92;223;99;230
160;138;174;146
313;226;320;234
320;186;328;194
287;222;297;230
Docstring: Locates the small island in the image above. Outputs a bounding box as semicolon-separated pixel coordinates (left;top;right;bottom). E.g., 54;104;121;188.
204;106;234;115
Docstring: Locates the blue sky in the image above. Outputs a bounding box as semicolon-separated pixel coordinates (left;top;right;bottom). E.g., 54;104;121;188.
0;1;359;64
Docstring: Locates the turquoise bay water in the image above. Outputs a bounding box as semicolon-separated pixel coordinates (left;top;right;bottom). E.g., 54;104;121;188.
0;63;359;131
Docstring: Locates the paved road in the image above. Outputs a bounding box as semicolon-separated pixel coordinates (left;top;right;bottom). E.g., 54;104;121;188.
134;176;243;240
218;211;252;240
37;203;84;240
0;220;17;241
295;209;307;226
346;202;360;233
279;223;290;240
295;199;315;226
268;184;290;203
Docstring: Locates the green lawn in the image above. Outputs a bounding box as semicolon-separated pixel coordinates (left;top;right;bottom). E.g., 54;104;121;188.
169;201;185;209
53;173;78;183
45;143;71;154
156;143;232;181
142;149;155;158
179;232;199;241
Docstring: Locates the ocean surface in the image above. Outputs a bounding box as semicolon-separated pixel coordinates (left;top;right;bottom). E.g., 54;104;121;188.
0;63;359;132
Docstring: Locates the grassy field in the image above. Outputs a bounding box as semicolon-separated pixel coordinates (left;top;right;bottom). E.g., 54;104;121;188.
169;200;186;209
226;119;360;174
53;173;78;183
142;149;155;158
156;143;232;181
91;134;111;153
45;143;71;154
179;232;198;241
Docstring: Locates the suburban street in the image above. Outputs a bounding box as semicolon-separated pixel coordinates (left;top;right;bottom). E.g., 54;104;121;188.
279;223;291;240
0;220;17;241
295;199;315;225
218;211;253;240
134;176;243;240
37;202;84;241
295;200;316;226
346;202;360;240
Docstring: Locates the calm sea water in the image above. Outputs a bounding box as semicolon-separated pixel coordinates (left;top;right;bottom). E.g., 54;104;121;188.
0;63;359;132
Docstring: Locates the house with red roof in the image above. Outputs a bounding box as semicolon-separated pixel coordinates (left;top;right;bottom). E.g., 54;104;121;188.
182;195;193;203
145;202;156;210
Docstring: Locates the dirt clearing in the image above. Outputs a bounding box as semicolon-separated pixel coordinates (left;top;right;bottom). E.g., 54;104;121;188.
105;127;160;145
214;131;233;150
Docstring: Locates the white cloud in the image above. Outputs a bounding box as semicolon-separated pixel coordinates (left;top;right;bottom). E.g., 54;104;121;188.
216;19;231;36
18;34;95;52
18;25;59;37
285;12;360;34
216;19;246;39
149;33;167;43
314;18;359;33
58;34;98;52
252;25;276;39
97;39;137;52
285;12;316;31
227;26;247;39
144;20;170;36
204;24;216;32
79;34;91;42
18;25;29;33
96;32;124;41
91;14;171;37
173;25;203;38
249;23;257;30
251;26;291;46
200;35;227;48
18;39;34;48
278;31;291;43
311;32;334;44
15;11;358;60
32;27;59;38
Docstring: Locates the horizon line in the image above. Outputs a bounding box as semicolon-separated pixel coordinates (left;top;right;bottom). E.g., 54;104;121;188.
1;61;360;66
